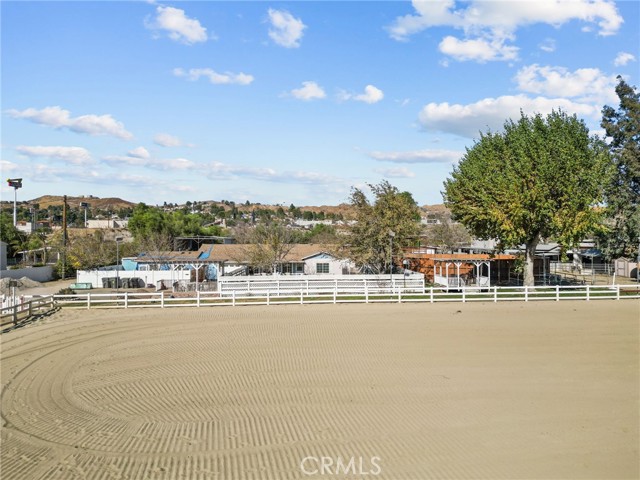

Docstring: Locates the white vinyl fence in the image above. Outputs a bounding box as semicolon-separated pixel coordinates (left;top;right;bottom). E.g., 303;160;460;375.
49;284;640;310
1;295;56;330
218;274;425;296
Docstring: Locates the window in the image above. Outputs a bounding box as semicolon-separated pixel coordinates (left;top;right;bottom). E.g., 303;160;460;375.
316;263;329;274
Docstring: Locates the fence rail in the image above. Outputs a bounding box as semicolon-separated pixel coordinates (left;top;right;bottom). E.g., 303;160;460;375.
49;284;640;310
1;295;56;329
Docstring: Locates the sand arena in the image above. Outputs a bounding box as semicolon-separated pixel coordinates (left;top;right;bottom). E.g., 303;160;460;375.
1;301;638;479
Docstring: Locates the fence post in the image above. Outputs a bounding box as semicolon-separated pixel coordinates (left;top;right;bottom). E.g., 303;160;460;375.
267;291;270;306
333;288;336;305
197;290;201;308
124;292;129;309
524;286;528;302
232;290;236;307
494;286;497;303
616;284;620;300
462;287;466;303
12;305;18;326
556;285;560;301
88;293;91;309
300;290;304;305
28;300;33;317
586;285;590;301
365;283;369;304
398;289;402;304
430;286;434;303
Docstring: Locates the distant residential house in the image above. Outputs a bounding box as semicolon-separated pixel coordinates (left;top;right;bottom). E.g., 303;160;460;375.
127;244;218;281
88;243;355;290
15;220;48;234
205;244;354;277
86;218;129;229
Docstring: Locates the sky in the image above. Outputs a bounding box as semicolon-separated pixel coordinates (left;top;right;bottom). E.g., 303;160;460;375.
2;0;639;207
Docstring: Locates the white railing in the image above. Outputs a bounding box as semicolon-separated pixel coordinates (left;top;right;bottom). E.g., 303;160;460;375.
1;295;56;330
218;274;425;296
49;284;640;310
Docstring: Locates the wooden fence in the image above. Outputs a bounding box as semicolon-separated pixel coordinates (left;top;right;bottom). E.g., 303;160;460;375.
50;284;640;310
1;295;56;330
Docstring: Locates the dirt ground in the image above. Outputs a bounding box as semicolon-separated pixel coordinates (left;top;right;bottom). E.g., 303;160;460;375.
1;301;638;479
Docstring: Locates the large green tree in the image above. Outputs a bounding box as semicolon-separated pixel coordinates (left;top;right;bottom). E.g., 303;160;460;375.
342;180;421;274
0;212;22;258
443;110;609;286
600;77;640;259
128;203;225;242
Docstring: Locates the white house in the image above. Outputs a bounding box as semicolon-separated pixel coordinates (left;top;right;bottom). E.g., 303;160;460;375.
206;243;354;277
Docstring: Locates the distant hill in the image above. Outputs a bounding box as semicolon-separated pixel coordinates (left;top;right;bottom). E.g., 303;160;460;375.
29;195;136;211
22;195;448;218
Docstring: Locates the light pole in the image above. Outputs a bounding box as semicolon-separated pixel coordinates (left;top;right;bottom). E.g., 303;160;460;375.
115;236;123;293
389;230;396;290
80;202;89;228
7;178;22;227
402;259;409;289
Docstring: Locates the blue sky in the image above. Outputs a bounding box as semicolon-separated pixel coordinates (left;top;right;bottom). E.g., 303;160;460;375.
2;1;639;207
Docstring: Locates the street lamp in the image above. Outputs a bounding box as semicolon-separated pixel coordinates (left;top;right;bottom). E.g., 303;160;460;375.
80;202;89;228
115;236;123;293
7;178;22;227
403;259;409;289
389;230;396;289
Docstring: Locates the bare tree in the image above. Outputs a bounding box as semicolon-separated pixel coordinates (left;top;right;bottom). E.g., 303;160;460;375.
423;219;472;253
238;222;295;273
134;231;176;270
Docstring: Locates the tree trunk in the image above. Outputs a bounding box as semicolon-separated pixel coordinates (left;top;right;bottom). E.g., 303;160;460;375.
524;238;539;287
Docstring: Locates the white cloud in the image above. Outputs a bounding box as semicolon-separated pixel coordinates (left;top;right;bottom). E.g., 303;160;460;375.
339;85;385;104
539;38;556;52
1;160;19;175
146;5;208;45
153;133;185;147
290;81;326;101
7;106;133;140
439;34;518;62
206;161;343;185
103;154;196;171
369;149;461;164
267;8;306;48
614;52;636;67
388;0;622;62
102;155;148;167
173;67;254;85
514;64;618;104
128;146;150;159
354;85;385;104
15;145;94;165
419;94;598;138
148;158;196;171
374;167;416;178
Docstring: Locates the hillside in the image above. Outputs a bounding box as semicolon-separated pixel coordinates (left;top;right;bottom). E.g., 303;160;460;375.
19;195;450;218
28;195;136;211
